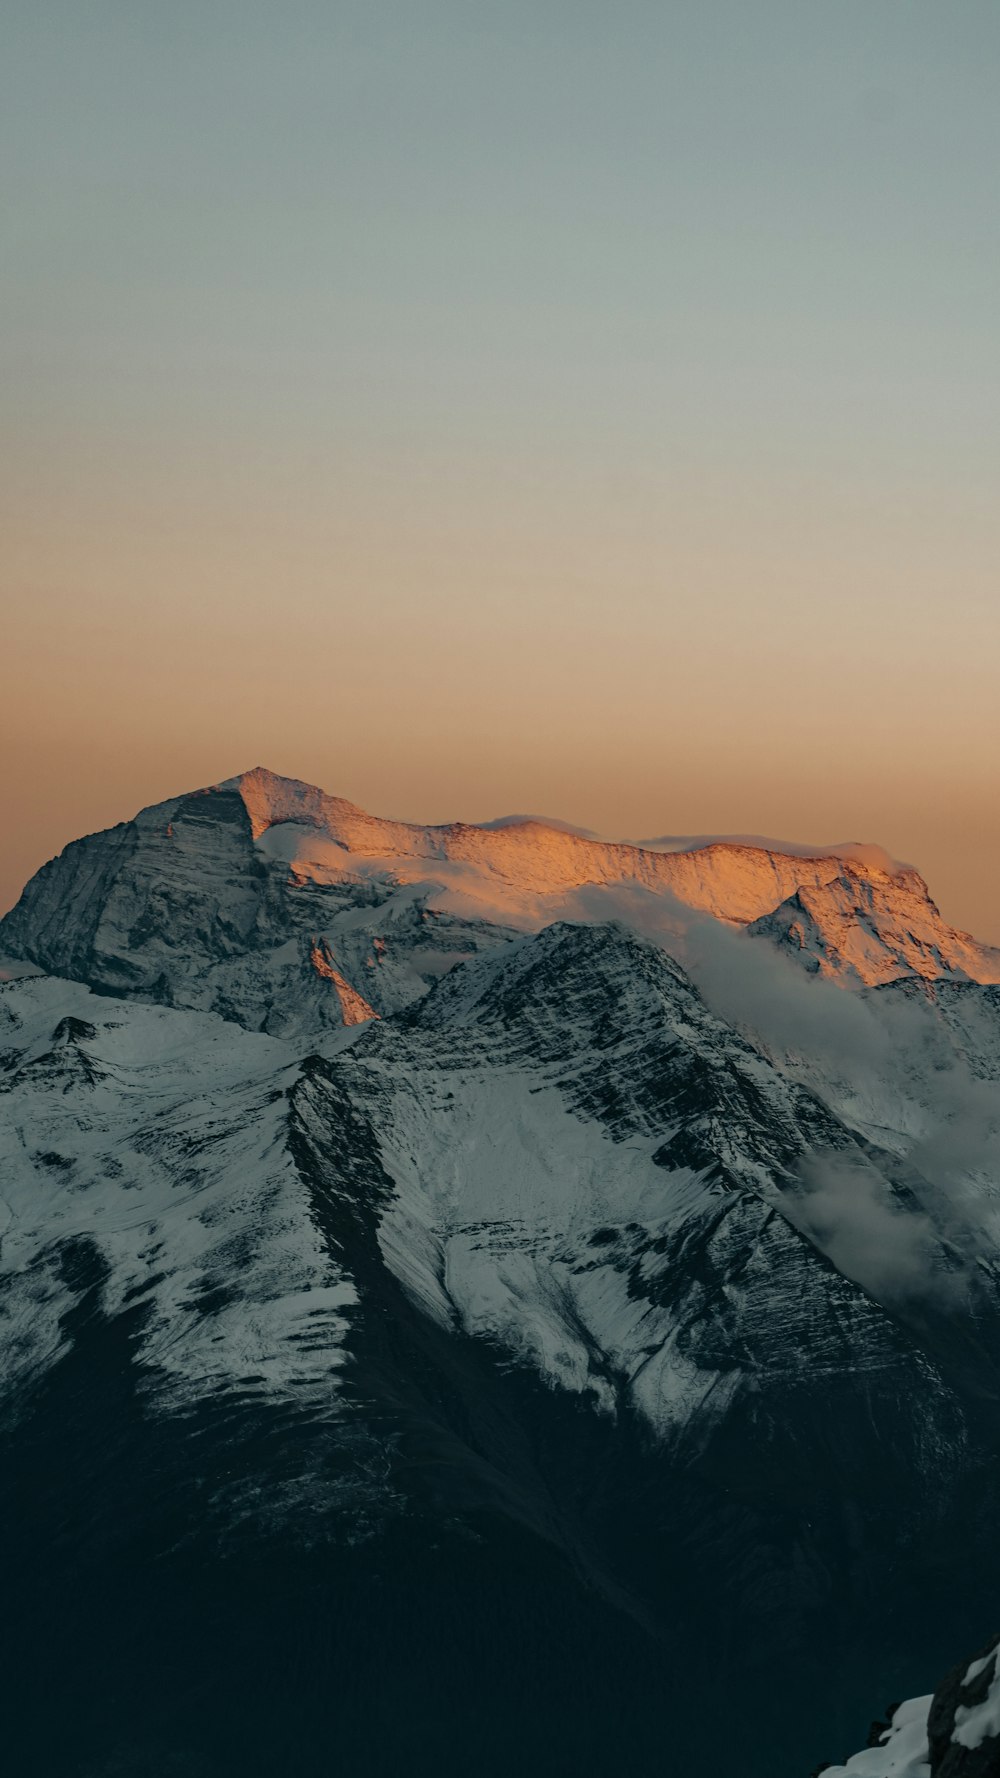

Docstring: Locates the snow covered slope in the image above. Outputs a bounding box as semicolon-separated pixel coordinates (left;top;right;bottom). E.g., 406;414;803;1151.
746;869;998;987
5;925;986;1461
0;977;372;1447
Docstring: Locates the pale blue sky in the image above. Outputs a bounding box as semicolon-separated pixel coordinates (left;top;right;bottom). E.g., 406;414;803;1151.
5;2;999;466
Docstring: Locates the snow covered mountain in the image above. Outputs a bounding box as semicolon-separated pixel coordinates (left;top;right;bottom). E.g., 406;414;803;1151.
3;769;998;1037
2;768;1000;1777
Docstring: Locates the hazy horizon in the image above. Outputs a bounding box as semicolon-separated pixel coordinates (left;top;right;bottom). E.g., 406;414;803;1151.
4;3;998;940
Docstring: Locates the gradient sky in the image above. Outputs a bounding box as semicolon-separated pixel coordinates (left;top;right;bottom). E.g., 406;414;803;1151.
3;2;999;939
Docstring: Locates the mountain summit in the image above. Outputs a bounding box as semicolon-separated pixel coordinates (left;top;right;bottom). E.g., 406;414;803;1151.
2;769;997;1040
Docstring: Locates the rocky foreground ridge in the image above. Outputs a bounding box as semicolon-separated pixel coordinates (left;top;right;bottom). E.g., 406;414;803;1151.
818;1630;1000;1777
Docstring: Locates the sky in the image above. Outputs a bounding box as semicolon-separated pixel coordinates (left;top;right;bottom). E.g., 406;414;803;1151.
2;1;999;939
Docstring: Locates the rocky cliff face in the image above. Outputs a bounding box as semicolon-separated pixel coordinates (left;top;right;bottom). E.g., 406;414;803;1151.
2;770;1000;1777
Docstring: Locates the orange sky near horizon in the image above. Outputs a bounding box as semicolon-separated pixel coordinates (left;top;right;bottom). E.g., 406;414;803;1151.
3;4;998;944
3;495;999;944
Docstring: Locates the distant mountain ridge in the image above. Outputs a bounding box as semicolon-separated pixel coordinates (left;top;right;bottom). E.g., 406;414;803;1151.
2;768;997;1035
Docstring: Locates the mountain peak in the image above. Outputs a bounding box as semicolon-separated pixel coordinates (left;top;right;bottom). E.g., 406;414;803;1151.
3;769;998;1022
218;766;367;841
